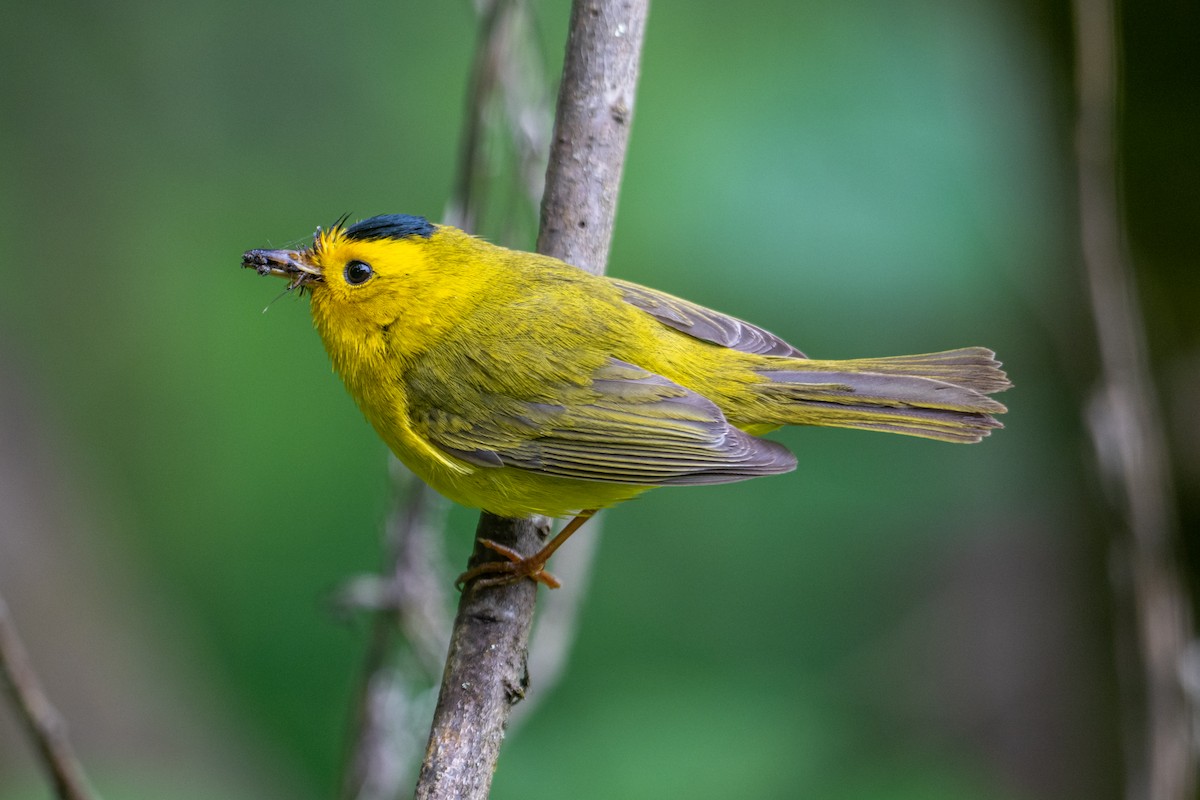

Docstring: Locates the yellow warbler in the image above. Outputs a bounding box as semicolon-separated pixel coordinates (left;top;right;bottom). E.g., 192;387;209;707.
244;214;1010;587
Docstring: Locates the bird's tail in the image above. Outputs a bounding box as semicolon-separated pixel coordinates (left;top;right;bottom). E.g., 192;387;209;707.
751;347;1011;443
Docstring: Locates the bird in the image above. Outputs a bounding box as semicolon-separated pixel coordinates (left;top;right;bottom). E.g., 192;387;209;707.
243;213;1010;589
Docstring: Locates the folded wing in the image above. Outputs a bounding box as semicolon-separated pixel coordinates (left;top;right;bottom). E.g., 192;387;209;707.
413;358;796;486
611;278;806;357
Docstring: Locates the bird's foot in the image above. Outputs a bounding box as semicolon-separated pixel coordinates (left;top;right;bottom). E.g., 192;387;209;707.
455;538;562;591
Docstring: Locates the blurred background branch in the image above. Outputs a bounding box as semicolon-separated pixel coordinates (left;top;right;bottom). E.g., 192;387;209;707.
1073;0;1197;797
338;462;451;800
0;595;97;800
3;1;1198;798
414;1;647;798
340;1;570;797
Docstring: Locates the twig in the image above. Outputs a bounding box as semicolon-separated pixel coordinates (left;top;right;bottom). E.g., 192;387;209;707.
447;0;515;236
340;6;528;796
508;523;600;730
449;0;606;735
0;594;99;800
535;0;647;273
340;461;452;800
342;2;577;795
412;515;546;800
414;2;648;798
1073;2;1197;798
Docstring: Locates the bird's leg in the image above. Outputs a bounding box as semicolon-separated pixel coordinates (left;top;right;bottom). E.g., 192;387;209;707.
456;510;598;591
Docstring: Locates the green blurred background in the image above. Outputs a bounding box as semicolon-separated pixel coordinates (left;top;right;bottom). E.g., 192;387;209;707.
1;1;1196;798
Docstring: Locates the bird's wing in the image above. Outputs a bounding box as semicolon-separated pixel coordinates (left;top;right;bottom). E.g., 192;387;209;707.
411;358;796;486
610;278;806;358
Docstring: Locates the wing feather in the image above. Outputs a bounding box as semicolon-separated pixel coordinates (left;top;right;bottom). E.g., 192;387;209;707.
415;358;796;486
611;278;806;358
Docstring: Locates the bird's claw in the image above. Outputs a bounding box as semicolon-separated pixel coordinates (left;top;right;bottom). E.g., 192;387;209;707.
455;538;561;591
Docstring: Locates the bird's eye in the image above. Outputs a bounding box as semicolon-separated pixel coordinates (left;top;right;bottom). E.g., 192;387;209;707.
344;260;374;285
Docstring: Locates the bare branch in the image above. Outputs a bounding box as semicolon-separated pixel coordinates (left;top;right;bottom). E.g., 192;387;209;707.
447;0;553;239
508;523;601;730
414;2;649;798
340;462;452;800
0;594;99;800
1073;1;1197;798
343;0;594;795
536;0;648;274
412;515;546;800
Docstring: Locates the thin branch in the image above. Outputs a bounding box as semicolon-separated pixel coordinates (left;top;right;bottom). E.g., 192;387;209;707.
412;515;545;800
446;0;552;246
508;523;601;730
0;594;99;800
1073;2;1197;798
446;0;514;236
339;462;452;800
414;2;649;798
535;0;647;274
342;1;578;796
449;0;605;736
445;0;600;740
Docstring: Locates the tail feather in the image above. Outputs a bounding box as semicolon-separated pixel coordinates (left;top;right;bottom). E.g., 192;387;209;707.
831;347;1011;395
755;347;1011;444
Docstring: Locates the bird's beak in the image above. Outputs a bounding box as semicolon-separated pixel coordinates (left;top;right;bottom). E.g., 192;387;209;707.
242;248;323;289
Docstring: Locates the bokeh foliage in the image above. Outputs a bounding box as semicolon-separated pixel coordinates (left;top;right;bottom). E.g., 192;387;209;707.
1;1;1194;798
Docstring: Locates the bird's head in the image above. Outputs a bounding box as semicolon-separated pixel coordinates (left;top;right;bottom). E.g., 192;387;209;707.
243;213;491;365
244;213;449;325
243;212;436;296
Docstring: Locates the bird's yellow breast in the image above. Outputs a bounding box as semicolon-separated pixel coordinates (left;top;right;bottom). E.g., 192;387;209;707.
302;227;663;515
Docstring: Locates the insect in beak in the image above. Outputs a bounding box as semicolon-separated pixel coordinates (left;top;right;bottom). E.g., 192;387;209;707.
242;248;323;291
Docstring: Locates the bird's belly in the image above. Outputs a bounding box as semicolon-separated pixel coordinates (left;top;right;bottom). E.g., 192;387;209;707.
411;455;650;519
